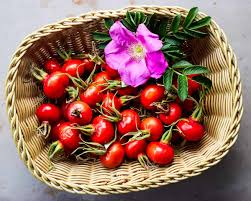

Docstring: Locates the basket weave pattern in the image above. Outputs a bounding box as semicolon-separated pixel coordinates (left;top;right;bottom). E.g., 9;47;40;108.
5;6;243;194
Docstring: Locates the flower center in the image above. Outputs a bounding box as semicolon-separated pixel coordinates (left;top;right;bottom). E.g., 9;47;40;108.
129;43;146;61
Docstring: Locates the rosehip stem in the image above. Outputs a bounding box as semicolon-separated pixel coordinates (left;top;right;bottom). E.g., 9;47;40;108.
66;73;87;89
89;54;104;65
70;53;89;59
120;130;150;145
138;153;153;169
187;95;199;106
96;102;122;122
66;86;79;103
199;90;207;103
98;80;122;93
163;118;186;128
72;140;106;160
57;49;72;60
85;64;97;85
105;125;118;149
161;125;174;144
90;41;104;65
48;141;64;160
31;67;48;81
152;100;170;113
191;105;203;122
171;85;199;105
130;106;150;118
72;125;95;136
119;95;139;105
36;121;51;139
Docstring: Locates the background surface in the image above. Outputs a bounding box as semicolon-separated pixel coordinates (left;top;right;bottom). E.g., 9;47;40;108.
0;0;250;201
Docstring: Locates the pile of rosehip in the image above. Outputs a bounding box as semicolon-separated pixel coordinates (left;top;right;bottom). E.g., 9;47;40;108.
33;52;205;169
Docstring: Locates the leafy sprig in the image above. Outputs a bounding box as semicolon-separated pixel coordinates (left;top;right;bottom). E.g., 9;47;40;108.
92;7;212;101
92;18;115;49
169;7;211;41
161;7;211;63
163;60;212;101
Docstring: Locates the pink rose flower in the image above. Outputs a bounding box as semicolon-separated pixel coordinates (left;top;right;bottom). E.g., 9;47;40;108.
104;21;168;87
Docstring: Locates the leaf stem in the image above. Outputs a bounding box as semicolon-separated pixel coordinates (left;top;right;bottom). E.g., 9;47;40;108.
172;69;183;76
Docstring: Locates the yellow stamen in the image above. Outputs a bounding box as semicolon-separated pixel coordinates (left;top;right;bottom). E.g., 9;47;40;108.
128;43;146;61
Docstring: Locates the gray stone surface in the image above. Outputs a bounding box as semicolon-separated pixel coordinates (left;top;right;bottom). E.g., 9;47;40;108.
0;0;250;201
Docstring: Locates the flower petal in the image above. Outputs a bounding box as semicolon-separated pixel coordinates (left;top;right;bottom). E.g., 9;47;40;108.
104;40;130;70
119;59;150;87
145;51;168;79
136;24;163;52
109;21;138;47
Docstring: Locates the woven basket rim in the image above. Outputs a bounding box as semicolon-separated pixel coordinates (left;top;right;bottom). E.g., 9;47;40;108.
5;5;243;195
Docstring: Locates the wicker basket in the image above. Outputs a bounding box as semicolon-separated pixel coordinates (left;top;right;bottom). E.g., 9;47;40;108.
5;6;243;195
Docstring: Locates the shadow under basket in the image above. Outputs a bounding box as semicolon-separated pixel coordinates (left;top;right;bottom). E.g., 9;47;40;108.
5;6;243;195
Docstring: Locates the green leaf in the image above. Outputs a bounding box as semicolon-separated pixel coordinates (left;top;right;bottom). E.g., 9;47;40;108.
158;18;168;37
178;75;188;101
173;32;191;40
170;14;181;33
121;19;135;32
134;12;140;25
139;12;146;23
104;18;114;29
165;46;180;51
134;12;145;25
126;12;136;26
164;37;181;46
183;7;199;28
173;60;193;68
144;13;154;26
122;17;134;27
183;65;209;75
166;51;185;58
167;49;183;54
163;69;174;91
97;41;109;49
147;14;158;32
190;16;211;30
164;53;180;62
161;43;172;51
92;32;111;41
184;29;208;38
192;75;212;89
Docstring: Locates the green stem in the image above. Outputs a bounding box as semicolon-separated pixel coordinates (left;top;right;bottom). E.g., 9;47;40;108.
66;86;79;103
96;103;121;122
105;125;118;148
138;153;152;169
57;49;72;60
187;95;199;106
73;125;94;136
72;140;106;159
99;80;121;93
31;67;48;81
191;105;203;122
66;73;87;89
172;69;183;76
96;96;122;122
121;130;151;145
164;118;184;128
85;64;97;85
161;125;174;144
119;95;139;105
48;141;64;160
